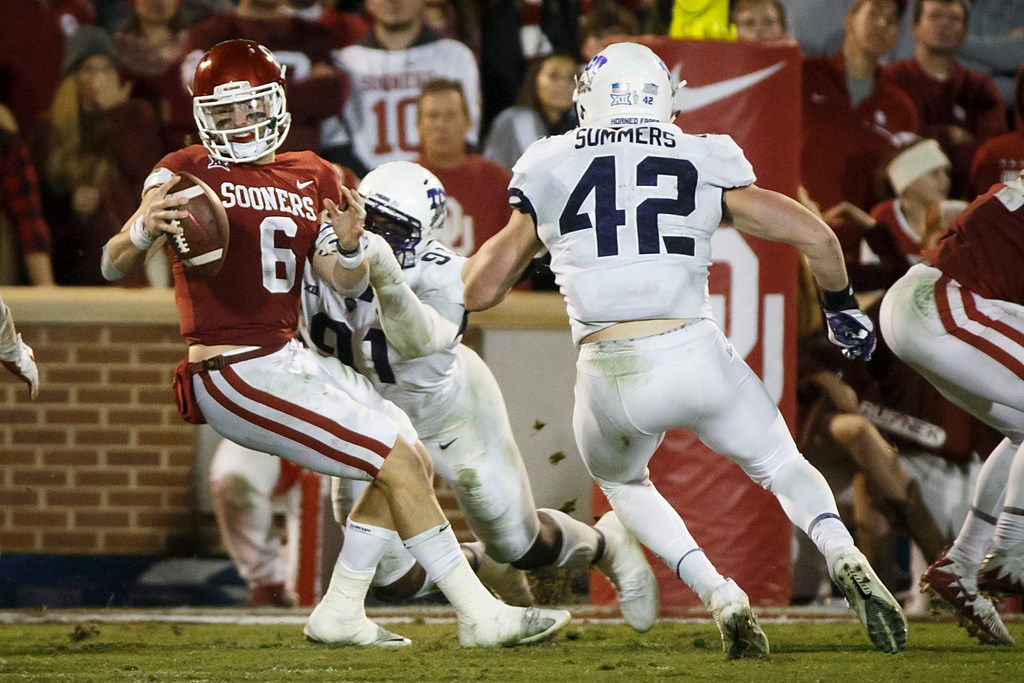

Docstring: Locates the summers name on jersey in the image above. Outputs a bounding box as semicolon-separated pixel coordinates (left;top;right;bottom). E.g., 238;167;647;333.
301;243;467;421
509;122;756;343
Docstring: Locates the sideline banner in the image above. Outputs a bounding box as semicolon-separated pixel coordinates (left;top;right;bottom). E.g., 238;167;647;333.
591;38;803;606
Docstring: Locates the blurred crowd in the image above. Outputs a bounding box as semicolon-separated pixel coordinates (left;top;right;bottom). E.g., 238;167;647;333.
3;0;1023;608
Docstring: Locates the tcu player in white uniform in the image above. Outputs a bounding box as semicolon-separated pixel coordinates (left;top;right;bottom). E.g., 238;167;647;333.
302;161;657;641
319;0;480;175
462;43;908;658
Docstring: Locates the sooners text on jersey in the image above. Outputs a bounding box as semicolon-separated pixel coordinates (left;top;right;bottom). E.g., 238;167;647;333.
146;145;342;346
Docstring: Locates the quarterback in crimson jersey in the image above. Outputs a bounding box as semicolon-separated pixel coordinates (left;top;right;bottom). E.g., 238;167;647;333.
101;38;570;649
881;173;1024;645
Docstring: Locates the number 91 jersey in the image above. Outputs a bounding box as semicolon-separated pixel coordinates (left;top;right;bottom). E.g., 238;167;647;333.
301;244;468;431
509;122;755;344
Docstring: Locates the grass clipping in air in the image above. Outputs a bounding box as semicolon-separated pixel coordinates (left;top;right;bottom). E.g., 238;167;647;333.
1;621;1021;680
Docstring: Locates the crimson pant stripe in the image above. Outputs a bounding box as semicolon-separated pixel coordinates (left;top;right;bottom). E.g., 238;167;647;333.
200;372;379;477
960;289;1024;352
221;366;392;458
934;277;1024;381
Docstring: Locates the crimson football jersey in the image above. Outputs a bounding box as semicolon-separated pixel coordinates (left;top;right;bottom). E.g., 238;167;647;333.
882;60;1006;199
418;154;511;256
924;181;1024;306
145;145;342;346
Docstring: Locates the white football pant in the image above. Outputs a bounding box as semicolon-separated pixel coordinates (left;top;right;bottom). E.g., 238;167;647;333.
574;319;854;581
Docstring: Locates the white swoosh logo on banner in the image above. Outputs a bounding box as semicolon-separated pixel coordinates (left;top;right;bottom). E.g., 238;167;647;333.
672;61;785;112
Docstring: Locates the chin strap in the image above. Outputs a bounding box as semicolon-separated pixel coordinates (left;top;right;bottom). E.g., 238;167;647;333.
365;234;460;359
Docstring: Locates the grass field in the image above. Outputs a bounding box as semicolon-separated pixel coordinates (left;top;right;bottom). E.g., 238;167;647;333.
2;614;1023;681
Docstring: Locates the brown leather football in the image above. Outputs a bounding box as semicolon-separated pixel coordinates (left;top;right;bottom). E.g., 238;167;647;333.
168;172;229;279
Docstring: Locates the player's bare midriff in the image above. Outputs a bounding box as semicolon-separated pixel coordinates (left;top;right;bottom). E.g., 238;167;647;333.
189;344;249;363
580;318;694;344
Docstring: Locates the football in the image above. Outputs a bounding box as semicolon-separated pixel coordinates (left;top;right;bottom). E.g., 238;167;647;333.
168;172;230;279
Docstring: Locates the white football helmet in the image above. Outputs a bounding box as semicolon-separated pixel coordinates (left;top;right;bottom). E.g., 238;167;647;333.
358;161;447;268
574;42;675;128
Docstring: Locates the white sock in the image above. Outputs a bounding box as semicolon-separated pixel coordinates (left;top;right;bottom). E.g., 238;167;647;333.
950;438;1018;566
539;508;603;569
767;456;856;567
992;443;1024;550
595;476;725;595
676;548;727;597
339;518;399;573
403;522;498;621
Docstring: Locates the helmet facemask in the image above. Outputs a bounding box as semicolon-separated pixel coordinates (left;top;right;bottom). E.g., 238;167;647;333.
364;199;423;268
358;161;448;268
193;80;291;163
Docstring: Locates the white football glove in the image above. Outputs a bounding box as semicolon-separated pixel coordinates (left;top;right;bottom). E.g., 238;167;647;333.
2;333;39;399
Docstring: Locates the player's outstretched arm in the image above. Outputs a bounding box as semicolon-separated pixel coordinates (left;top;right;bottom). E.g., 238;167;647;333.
102;176;187;281
461;209;543;311
726;184;876;360
725;184;847;292
312;187;370;295
363;234;461;359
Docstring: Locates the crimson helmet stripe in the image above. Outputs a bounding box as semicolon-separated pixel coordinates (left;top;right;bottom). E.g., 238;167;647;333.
192;39;285;97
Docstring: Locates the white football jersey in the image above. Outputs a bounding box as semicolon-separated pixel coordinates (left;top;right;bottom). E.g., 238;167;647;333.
509;122;755;343
320;36;481;171
301;242;467;432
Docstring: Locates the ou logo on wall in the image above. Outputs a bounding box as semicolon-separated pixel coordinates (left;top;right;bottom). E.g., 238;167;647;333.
434;196;474;256
710;227;785;404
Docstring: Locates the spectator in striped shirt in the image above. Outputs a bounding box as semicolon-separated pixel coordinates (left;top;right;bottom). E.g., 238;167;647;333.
0;104;53;286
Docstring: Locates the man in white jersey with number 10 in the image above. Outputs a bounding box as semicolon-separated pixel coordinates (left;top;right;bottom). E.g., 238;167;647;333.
462;42;908;658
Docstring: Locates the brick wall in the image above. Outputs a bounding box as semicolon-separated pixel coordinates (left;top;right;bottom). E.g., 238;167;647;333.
0;322;196;555
0;288;567;559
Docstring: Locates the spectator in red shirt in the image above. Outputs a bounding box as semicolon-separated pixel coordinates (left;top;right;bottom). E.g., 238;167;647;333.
801;0;919;259
0;105;53;285
180;0;346;154
882;0;1007;200
970;65;1024;194
0;0;64;134
33;26;164;286
415;79;512;257
112;0;192;152
285;0;370;48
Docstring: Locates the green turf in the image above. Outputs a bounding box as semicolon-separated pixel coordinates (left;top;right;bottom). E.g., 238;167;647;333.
1;621;1022;681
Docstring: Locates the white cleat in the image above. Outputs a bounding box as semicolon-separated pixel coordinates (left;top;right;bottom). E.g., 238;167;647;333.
700;579;770;660
831;551;908;654
304;601;410;647
458;604;571;647
595;510;659;632
474;551;535;607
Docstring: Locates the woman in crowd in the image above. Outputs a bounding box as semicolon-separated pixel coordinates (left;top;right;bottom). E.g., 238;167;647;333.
111;0;192;152
33;26;165;286
483;53;578;171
